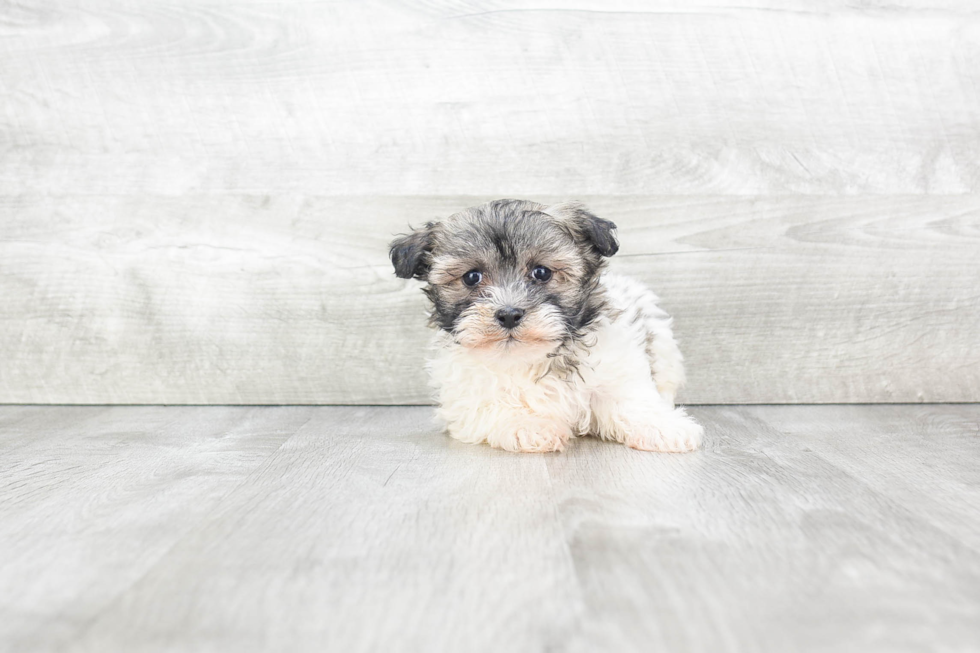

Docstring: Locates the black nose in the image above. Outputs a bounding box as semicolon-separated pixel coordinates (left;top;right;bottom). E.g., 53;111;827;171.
495;307;525;330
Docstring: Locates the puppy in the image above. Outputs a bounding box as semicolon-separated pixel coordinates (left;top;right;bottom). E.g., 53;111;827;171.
389;199;703;453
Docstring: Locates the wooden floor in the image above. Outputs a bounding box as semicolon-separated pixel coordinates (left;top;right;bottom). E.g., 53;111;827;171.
2;405;979;653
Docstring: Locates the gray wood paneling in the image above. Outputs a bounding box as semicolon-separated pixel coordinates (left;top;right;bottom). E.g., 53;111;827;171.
2;1;979;195
2;195;977;404
2;0;979;403
1;405;978;652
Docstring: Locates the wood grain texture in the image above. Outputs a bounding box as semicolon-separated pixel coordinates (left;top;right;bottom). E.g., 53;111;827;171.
1;0;979;195
3;1;980;403
743;404;980;550
548;405;980;652
2;194;977;404
1;404;979;652
0;406;314;652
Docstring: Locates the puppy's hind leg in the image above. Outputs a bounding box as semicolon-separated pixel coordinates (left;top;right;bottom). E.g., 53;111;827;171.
591;387;703;452
607;274;688;407
588;350;702;453
643;320;684;408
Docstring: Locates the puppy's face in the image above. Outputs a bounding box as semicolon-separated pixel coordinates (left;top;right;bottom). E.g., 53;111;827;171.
390;200;618;357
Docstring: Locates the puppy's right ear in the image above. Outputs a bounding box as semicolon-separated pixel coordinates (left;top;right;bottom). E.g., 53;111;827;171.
389;222;436;280
544;201;619;257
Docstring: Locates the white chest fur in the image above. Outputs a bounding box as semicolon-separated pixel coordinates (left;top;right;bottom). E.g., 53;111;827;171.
426;274;702;453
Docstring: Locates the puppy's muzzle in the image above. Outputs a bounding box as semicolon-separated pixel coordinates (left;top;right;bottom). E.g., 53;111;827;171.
495;307;525;330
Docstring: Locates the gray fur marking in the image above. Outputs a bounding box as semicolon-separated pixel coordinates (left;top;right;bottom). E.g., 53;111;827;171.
388;199;619;344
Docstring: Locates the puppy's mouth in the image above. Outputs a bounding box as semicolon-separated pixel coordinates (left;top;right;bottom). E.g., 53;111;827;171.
463;330;560;351
502;334;538;347
452;302;567;352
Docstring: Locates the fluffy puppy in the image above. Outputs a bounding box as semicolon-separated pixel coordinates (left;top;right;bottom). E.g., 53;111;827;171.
389;199;703;453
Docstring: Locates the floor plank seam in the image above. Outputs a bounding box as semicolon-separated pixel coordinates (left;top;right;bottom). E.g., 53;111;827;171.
61;410;319;647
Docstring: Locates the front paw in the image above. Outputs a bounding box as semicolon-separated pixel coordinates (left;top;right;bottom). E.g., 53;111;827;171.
489;418;572;453
611;408;703;453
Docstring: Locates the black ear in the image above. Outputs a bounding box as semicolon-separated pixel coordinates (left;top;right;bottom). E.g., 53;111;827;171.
546;202;619;257
389;222;436;279
579;211;619;257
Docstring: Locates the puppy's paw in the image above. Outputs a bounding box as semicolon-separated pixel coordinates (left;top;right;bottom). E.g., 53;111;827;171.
490;418;571;453
614;408;703;453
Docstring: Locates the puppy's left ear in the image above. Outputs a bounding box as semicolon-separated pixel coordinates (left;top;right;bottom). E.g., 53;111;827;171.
389;222;437;279
545;202;619;257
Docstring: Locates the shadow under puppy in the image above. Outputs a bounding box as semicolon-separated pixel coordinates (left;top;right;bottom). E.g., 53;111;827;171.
389;199;703;453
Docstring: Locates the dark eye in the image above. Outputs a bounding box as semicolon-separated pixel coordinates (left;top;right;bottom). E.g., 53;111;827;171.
462;270;483;287
531;266;552;282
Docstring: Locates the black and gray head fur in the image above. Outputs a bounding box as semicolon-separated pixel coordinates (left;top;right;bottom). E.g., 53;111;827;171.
389;199;618;354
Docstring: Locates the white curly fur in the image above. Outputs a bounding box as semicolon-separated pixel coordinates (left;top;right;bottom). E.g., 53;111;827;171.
429;273;703;453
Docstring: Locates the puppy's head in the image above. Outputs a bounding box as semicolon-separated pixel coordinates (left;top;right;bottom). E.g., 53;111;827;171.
389;199;618;356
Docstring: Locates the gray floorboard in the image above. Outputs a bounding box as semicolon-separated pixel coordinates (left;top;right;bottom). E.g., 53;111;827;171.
1;405;978;653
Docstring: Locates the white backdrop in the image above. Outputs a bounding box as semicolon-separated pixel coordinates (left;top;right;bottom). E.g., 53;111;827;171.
1;0;978;403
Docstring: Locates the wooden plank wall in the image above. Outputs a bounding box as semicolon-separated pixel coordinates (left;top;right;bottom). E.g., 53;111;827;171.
1;1;978;404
